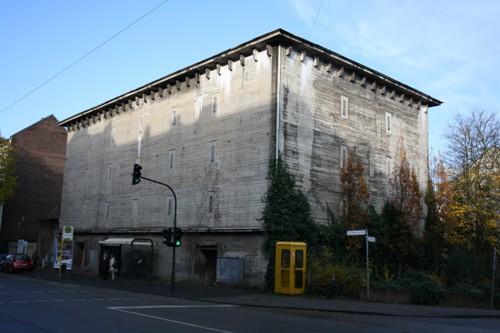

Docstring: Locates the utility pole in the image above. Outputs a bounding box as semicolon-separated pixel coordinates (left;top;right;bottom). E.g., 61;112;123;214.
492;246;497;309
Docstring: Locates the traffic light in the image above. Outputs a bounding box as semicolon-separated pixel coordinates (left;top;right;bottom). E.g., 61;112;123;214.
173;227;182;247
162;228;174;247
132;163;142;185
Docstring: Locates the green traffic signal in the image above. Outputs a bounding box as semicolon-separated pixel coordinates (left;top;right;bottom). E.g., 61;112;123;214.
174;227;182;247
132;163;142;185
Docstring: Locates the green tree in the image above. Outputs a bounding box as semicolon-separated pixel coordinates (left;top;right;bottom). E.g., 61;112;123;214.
0;134;16;204
421;177;445;274
260;154;319;288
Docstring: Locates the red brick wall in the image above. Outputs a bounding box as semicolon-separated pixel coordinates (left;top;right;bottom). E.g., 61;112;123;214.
0;115;67;252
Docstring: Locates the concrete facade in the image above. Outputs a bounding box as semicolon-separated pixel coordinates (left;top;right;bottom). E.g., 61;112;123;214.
59;29;440;285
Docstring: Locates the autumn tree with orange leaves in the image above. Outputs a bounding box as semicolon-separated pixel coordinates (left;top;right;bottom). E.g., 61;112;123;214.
385;144;423;277
339;151;370;262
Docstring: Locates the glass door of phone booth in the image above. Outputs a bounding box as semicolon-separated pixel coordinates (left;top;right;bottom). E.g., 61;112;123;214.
274;241;306;295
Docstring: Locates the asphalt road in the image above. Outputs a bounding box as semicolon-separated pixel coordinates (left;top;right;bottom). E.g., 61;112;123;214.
1;274;499;333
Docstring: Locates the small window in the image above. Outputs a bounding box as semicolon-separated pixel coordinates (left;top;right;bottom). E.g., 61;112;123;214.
167;196;173;216
111;128;115;144
137;136;142;158
84;170;89;186
208;192;214;213
172;110;177;126
104;203;110;220
209;141;217;163
169;150;175;169
341;95;349;119
211;96;218;115
385;112;392;133
132;199;139;220
340;145;348;168
386;156;392;176
87;136;92;150
107;165;113;181
138;118;143;134
81;205;86;221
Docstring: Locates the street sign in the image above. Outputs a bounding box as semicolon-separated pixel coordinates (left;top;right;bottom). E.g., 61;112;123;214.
347;230;366;236
367;236;376;243
63;226;74;241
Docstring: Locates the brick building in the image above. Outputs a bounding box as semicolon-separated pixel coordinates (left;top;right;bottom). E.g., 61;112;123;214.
58;29;441;285
0;115;67;262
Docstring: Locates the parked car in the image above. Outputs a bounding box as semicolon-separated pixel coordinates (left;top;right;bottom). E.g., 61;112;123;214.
1;254;34;273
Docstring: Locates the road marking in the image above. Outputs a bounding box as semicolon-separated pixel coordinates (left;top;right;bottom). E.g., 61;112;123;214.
108;304;237;333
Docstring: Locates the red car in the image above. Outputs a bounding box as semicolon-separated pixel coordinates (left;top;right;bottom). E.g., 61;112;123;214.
1;254;34;273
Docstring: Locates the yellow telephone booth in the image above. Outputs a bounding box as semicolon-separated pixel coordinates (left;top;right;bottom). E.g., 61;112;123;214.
274;241;307;295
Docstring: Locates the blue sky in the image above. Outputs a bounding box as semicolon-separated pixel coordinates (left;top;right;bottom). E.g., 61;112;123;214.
1;0;498;154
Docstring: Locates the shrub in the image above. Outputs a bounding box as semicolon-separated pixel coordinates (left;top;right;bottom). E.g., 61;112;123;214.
373;271;446;305
307;252;364;298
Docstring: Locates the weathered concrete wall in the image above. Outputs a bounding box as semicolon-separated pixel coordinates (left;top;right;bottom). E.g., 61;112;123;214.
60;49;275;284
278;47;429;223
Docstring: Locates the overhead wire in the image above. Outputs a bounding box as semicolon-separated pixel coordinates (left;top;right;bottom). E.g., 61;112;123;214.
0;0;170;116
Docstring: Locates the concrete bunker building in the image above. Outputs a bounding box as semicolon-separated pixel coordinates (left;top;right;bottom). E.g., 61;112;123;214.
59;29;441;285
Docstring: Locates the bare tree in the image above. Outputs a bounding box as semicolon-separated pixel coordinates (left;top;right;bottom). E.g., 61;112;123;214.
442;109;499;253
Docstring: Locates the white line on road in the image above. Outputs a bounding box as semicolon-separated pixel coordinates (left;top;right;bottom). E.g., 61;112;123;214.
108;304;237;333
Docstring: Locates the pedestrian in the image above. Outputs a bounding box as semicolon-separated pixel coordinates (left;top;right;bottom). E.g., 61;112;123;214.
99;253;110;279
109;254;116;280
31;251;39;269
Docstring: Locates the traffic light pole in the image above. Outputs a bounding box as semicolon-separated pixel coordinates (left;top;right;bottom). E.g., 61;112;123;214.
139;176;178;294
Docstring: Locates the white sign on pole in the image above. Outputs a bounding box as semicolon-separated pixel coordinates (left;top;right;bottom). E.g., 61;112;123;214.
63;226;74;241
347;230;366;236
367;236;376;243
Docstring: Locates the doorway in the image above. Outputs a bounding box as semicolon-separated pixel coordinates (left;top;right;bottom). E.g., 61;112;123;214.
200;247;217;285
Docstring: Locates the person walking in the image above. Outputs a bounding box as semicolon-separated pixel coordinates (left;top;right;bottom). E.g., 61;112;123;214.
99;253;110;279
109;254;116;280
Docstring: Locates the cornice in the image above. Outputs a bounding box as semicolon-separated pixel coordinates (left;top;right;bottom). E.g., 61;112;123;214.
59;28;442;131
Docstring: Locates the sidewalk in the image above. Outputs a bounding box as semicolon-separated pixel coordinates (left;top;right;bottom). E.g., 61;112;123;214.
30;269;500;318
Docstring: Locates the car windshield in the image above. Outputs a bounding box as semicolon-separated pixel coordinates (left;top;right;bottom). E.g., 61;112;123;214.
15;255;30;260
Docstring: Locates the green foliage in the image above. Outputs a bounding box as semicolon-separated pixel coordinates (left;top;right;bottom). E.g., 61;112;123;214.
443;246;491;287
375;271;446;305
307;249;364;298
316;205;346;259
0;135;17;204
405;271;447;305
376;201;418;278
260;154;319;289
447;282;484;297
421;177;446;275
